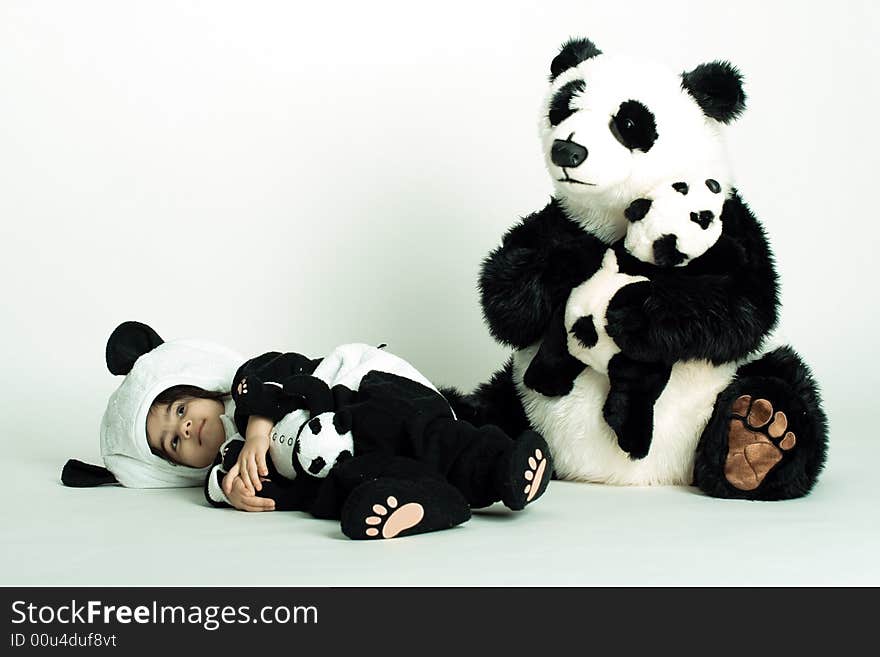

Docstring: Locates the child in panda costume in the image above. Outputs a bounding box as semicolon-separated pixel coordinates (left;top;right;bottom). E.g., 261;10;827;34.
525;172;728;460
62;321;552;540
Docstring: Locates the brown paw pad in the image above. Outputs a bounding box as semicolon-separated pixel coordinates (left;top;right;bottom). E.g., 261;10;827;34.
725;396;797;491
364;496;425;539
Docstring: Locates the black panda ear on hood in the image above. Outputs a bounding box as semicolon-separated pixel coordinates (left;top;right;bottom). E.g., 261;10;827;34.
681;61;747;124
105;321;164;376
550;37;602;81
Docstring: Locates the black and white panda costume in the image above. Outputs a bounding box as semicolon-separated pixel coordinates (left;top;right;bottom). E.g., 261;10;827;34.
450;38;828;500
525;172;729;459
63;322;552;540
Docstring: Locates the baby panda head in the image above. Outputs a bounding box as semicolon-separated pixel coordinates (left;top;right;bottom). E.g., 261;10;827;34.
282;375;354;479
622;175;728;267
540;37;745;241
294;411;353;478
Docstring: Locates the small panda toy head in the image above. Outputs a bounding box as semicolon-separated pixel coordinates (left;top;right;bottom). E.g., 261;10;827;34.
282;375;354;479
623;174;728;267
540;37;745;243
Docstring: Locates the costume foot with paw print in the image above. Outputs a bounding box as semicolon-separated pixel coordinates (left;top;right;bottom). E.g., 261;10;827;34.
496;431;552;510
725;395;796;491
340;478;471;540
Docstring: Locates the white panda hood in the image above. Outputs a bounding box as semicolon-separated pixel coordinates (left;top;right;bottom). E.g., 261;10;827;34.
100;338;243;488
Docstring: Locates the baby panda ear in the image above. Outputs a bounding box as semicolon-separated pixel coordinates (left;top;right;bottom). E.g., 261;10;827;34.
106;321;164;375
550;37;602;81
681;61;746;124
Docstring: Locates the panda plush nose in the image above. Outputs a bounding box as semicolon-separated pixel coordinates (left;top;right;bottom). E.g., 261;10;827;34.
551;138;588;168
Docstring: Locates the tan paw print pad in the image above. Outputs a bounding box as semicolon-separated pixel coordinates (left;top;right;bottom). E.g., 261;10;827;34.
499;431;552;511
524;449;548;502
364;496;425;539
725;395;797;491
340;478;471;541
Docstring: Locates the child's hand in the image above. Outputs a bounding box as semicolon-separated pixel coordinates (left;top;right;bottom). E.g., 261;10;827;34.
223;416;273;495
224;474;275;512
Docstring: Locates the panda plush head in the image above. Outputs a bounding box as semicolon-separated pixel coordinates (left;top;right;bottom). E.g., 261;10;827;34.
541;37;746;243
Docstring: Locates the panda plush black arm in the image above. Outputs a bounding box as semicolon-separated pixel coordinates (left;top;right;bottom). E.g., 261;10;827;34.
606;193;780;365
479;199;608;349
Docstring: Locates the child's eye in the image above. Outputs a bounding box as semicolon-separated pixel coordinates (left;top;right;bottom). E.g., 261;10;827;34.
176;404;185;417
171;436;179;451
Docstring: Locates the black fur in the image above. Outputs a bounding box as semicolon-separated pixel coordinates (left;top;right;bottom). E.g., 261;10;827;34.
606;192;780;365
603;354;672;460
571;315;598;348
610;100;658;152
444;360;531;439
308;416;322;434
550;37;602;81
673;182;689;195
652;235;687;267
523;304;587;397
479;199;607;349
681;61;747;124
548;79;586;126
693;346;828;500
625;198;653;222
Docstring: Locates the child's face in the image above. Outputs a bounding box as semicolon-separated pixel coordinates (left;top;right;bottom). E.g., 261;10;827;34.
146;397;226;468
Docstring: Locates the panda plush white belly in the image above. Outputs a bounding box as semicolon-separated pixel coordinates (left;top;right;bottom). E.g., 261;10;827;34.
514;348;737;485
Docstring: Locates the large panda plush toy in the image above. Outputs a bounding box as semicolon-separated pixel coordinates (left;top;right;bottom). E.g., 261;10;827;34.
453;37;828;500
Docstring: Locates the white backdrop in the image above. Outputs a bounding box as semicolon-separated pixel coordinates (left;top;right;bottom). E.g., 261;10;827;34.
1;0;877;554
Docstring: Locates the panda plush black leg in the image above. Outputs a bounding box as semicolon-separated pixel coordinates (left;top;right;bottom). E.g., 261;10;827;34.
522;303;587;397
693;346;828;500
603;354;672;459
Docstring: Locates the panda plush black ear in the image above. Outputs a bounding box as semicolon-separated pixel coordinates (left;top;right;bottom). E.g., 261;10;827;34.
550;37;602;81
106;321;164;376
681;61;746;124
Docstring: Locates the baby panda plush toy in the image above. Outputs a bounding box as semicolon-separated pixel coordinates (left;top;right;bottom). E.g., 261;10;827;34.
524;172;728;460
452;37;829;500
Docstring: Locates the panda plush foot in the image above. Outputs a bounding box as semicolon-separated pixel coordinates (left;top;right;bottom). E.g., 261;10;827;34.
496;431;552;511
340;478;471;540
724;395;797;492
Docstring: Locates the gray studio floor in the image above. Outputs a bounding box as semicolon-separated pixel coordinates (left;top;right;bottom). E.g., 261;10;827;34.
5;411;877;587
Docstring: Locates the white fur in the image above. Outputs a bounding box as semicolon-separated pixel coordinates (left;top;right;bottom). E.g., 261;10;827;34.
565;250;646;373
514;348;737;485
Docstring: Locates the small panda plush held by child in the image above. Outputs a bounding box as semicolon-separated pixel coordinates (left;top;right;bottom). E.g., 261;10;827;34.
524;172;728;459
62;321;552;540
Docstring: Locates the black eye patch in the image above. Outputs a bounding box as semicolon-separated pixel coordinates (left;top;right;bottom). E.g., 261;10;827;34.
548;79;586;127
705;179;721;193
672;182;689;195
609;100;658;152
